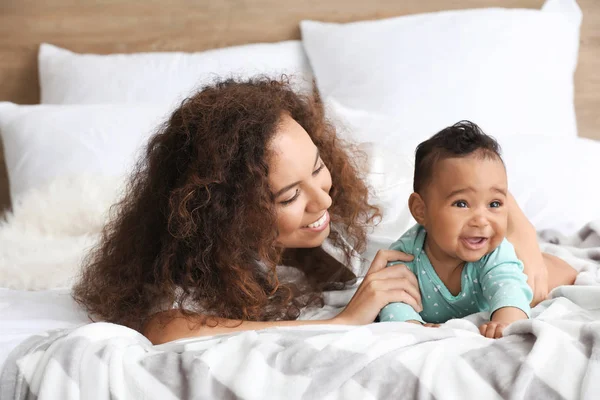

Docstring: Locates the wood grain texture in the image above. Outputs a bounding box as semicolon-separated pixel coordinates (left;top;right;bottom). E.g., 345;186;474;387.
0;0;598;213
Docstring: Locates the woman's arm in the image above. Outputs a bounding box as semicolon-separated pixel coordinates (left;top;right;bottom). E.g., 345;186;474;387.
144;311;340;344
143;249;421;345
505;192;548;306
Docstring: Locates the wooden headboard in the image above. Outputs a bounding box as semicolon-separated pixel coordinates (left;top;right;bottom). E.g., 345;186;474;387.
0;0;598;212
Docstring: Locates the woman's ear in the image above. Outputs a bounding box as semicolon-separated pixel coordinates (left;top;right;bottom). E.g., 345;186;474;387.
409;192;426;225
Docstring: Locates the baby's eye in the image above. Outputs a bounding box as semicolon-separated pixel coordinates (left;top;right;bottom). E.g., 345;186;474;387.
453;200;468;208
490;201;502;208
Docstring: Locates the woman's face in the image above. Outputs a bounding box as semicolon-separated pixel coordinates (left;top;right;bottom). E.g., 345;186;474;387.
269;114;332;248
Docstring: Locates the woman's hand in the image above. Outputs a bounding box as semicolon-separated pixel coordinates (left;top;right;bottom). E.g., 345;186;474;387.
525;264;549;306
333;249;421;326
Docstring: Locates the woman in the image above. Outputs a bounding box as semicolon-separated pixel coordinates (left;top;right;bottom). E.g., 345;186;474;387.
72;77;572;345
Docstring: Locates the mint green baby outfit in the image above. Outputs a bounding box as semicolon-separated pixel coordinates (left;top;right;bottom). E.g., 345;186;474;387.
378;224;533;324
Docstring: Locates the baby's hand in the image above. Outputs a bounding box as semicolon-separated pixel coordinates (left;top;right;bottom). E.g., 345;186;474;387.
481;307;527;338
479;321;508;339
406;320;441;328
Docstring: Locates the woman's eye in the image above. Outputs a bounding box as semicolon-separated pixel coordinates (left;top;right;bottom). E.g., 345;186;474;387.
312;162;325;176
453;200;468;208
490;201;502;208
280;189;300;206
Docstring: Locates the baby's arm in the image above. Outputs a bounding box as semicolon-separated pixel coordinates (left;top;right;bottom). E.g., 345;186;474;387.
379;302;424;324
378;225;425;325
478;241;533;338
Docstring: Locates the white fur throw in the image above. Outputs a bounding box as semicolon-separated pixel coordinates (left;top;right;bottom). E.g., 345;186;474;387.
0;176;125;290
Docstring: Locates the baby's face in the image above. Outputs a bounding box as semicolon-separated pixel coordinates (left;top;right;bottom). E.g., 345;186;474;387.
421;153;508;263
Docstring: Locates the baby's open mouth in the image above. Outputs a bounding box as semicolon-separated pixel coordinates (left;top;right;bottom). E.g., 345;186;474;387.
461;237;488;250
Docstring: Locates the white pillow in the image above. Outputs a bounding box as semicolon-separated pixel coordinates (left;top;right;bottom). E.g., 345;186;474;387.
501;135;600;235
39;41;313;105
302;0;582;141
0;103;169;202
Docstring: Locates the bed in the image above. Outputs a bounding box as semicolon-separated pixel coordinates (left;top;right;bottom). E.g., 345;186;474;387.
0;0;599;398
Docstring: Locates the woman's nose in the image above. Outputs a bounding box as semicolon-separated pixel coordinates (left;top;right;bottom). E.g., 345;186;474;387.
306;185;332;213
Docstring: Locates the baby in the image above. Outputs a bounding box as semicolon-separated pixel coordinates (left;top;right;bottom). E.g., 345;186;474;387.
379;121;533;338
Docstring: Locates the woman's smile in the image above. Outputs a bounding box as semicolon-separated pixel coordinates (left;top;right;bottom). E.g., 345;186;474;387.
302;210;330;232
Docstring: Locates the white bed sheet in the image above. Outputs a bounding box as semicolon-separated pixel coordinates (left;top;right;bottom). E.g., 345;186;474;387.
0;288;89;372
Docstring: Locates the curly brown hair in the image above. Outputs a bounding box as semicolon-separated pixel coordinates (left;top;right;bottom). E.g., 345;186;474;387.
72;77;381;331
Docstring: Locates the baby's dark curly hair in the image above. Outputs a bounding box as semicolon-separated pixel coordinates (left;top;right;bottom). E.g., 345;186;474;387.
414;120;503;194
72;77;381;331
